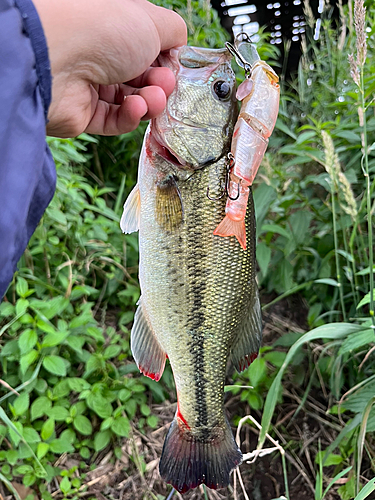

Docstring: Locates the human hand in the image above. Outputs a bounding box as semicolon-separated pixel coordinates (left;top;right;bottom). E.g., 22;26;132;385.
33;0;187;137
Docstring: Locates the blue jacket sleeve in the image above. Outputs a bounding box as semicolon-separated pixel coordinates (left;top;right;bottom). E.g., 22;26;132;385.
0;0;56;299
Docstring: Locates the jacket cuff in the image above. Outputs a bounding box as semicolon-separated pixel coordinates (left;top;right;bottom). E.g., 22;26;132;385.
14;0;51;120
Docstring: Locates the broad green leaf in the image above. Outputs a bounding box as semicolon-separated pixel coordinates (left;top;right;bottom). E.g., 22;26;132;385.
6;449;19;465
94;430;111;452
23;427;40;443
49;406;70;421
41;331;69;348
37;442;50;460
18;329;37;354
260;224;291;240
356;266;375;276
31;396;52;421
47;207;67;225
258;323;366;449
357;290;375;309
0;302;14;317
315;451;343;466
41;418;55;441
103;345;121;359
16;298;29;316
339;329;374;354
111;416;130;437
60;476;71;495
13;392;30;416
73;415;93;436
85;326;104;341
37;319;56;335
345;381;375;414
69;313;94;329
140;404;151;417
249;357;267;388
65;335;85;353
289;211;313;245
147;415;159;428
68;378;91;393
8;421;23;447
43;355;67;376
16;277;28;298
254;184;276;230
257;242;271;277
20;350;39;374
87;393;112;419
49;438;74;454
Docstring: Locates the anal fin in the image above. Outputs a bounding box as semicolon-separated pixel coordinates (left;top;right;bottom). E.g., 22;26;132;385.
131;298;166;381
120;183;140;234
230;291;262;372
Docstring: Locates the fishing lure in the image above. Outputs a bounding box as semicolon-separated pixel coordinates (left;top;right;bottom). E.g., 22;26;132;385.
213;35;280;249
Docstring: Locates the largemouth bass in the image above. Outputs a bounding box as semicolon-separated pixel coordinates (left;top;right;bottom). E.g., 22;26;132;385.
121;45;262;493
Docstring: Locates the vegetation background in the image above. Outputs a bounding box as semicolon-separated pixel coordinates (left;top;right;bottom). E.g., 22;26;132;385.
0;0;374;499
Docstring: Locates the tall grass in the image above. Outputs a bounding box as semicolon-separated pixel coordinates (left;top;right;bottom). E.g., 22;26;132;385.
251;1;375;498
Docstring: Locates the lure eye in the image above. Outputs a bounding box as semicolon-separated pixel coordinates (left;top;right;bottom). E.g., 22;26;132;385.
213;80;231;100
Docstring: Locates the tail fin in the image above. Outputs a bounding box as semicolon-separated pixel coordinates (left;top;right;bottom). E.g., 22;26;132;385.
213;215;246;250
159;417;242;493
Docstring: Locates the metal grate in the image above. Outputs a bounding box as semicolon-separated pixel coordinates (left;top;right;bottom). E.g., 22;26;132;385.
211;0;346;73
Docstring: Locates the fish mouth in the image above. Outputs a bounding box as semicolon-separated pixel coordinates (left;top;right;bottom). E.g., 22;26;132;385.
150;128;188;168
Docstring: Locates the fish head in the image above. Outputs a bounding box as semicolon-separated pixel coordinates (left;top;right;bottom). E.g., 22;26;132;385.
151;46;237;170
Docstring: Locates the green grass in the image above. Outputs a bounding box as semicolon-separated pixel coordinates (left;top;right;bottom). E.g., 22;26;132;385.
1;0;375;499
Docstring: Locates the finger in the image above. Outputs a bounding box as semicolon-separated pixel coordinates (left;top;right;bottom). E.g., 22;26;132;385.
135;85;167;121
138;0;187;51
97;67;175;106
84;85;167;136
126;66;176;96
85;94;146;136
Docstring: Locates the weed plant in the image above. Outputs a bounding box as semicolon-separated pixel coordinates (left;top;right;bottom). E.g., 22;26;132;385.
248;1;375;498
1;0;375;499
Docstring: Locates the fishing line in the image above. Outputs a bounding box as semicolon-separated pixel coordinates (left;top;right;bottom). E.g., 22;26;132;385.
166;487;176;500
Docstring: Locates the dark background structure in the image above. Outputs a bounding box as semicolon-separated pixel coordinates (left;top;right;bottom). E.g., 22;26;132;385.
210;0;347;74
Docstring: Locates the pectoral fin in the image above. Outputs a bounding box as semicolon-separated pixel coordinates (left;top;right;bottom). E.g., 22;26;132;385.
230;291;262;372
131;298;166;381
156;175;183;231
120;183;140;234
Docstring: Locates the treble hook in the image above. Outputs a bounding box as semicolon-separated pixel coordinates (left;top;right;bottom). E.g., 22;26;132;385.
226;153;240;201
206;153;240;201
206;186;226;201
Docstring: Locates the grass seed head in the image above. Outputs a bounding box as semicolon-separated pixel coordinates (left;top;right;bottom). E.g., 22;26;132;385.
348;53;360;86
354;0;367;67
338;171;358;220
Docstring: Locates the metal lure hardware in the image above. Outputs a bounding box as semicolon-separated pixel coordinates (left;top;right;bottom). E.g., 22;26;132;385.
206;152;240;202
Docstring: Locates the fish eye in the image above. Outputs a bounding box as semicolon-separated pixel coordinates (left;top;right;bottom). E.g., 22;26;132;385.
213;80;231;100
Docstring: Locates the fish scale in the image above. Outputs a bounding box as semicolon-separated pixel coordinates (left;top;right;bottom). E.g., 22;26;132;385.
121;45;262;493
